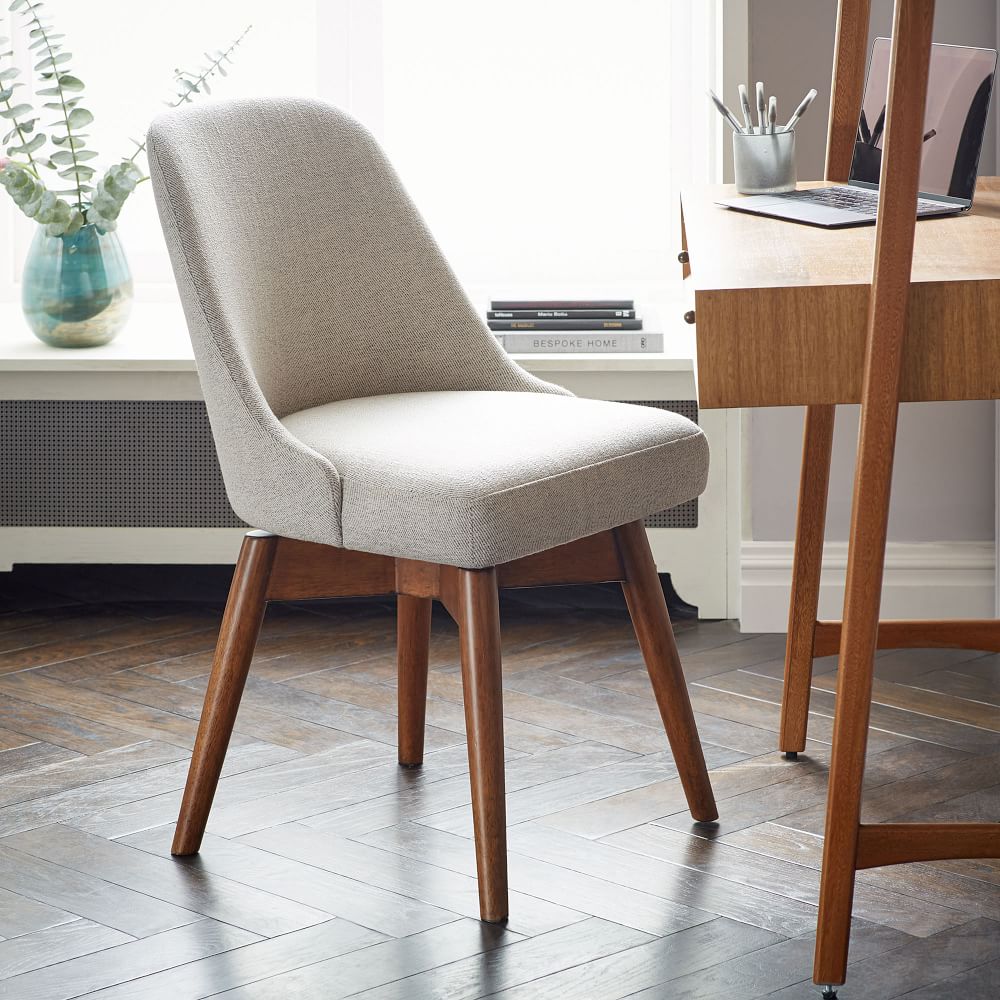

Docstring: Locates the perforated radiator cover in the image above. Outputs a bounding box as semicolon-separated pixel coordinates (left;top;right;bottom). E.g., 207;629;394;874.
1;399;697;529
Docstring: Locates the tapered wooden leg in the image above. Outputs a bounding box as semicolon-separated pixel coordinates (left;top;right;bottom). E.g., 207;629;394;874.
172;530;277;856
780;404;836;757
452;567;508;922
397;594;432;767
815;4;935;986
614;520;718;823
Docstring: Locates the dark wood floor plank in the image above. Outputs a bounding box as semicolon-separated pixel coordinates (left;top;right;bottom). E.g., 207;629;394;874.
122;827;468;939
209;918;517;1000
603;824;971;939
0;884;78;939
0;693;146;755
70;739;382;840
76;669;366;754
0;918;132;979
0;673;218;750
0;740;185;808
0;844;202;936
241;824;598;938
899;956;1000;1000
479;917;781;1000
1;825;334;937
0;741;294;839
535;754;812;840
507;823;823;938
338;917;653;1000
289;669;582;753
0;918;258;1000
184;673;462;754
355;819;718;937
419;746;743;838
80;919;385;1000
622;920;911;1000
762;918;1000;999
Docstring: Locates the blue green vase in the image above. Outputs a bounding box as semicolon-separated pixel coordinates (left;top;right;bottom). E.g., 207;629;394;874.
22;223;133;348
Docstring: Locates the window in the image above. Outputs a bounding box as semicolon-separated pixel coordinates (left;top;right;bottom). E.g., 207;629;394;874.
1;1;724;308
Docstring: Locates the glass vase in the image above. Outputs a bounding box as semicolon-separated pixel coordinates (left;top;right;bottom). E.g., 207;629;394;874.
22;223;133;348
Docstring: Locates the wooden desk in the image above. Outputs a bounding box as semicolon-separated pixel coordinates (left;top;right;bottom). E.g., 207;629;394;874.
684;178;1000;407
682;181;1000;989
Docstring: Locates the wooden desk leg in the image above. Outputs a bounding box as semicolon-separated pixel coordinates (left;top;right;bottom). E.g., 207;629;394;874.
780;404;835;758
814;2;935;988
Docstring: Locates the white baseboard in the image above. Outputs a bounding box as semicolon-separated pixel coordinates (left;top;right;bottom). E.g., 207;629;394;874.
0;527;247;571
740;540;996;633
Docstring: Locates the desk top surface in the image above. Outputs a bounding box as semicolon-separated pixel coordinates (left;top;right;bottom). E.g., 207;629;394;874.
682;177;1000;291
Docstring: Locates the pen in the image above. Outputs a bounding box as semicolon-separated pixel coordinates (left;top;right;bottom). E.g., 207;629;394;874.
784;87;818;132
707;89;745;133
738;84;753;132
768;96;777;134
756;82;766;133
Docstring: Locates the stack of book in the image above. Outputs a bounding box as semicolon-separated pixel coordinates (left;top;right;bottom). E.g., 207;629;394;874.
487;299;662;354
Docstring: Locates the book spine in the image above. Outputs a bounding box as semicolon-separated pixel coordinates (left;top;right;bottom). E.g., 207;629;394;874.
489;300;635;311
488;319;643;332
496;332;663;353
488;309;637;320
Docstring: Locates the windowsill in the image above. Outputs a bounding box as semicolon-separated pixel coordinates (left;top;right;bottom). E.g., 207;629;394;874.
0;298;697;374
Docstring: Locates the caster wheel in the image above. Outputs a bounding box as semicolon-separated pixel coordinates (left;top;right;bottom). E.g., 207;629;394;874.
783;751;799;761
821;989;838;999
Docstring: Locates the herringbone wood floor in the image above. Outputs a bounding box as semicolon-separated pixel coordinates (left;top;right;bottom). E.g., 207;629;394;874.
0;565;997;999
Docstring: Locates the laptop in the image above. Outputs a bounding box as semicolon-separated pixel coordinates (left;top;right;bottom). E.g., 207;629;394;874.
718;38;998;228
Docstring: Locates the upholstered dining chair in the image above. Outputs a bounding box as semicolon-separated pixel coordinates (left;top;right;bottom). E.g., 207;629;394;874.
147;97;718;923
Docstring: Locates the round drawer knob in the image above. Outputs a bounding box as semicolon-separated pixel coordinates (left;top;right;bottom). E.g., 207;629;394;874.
683;310;696;325
678;250;690;265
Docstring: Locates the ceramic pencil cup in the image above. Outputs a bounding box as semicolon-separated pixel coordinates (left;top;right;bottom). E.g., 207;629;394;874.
733;129;797;195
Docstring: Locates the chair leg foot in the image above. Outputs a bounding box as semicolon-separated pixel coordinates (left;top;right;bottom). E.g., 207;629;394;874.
783;751;799;761
614;520;718;824
452;567;509;923
172;531;277;856
397;594;432;767
821;988;839;999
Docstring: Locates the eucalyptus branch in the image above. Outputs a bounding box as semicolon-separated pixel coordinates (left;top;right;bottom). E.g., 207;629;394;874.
14;0;90;212
0;22;41;175
126;24;251;165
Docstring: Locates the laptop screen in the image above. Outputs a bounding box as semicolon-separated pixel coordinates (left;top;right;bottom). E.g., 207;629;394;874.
851;38;997;202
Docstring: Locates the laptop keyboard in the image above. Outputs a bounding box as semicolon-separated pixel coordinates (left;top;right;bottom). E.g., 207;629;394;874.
784;186;948;217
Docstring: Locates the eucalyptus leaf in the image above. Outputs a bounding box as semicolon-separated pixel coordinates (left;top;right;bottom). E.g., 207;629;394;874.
0;102;30;117
57;72;82;90
8;129;42;153
66;106;91;128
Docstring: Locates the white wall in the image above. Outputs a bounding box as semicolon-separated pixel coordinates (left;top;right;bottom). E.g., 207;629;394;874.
747;0;997;545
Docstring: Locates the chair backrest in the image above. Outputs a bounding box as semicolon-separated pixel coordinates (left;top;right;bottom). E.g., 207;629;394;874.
147;98;555;421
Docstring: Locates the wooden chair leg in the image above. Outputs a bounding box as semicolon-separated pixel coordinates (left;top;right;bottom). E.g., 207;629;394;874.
451;567;508;922
614;520;718;824
780;404;836;757
172;530;277;856
397;594;432;767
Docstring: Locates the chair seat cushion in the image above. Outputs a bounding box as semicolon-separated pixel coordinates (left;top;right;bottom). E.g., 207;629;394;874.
281;391;709;568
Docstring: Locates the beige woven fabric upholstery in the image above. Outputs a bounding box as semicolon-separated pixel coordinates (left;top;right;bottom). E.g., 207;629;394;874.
148;98;709;567
282;391;708;567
